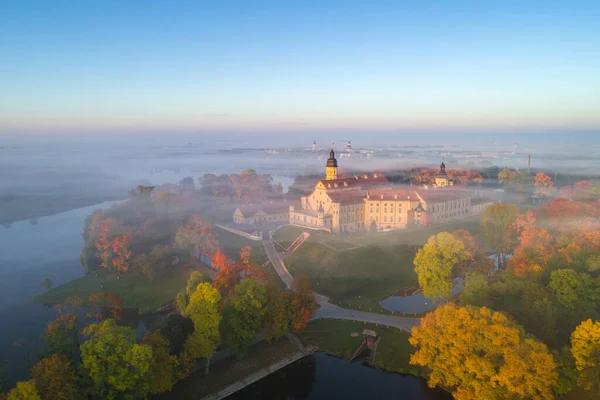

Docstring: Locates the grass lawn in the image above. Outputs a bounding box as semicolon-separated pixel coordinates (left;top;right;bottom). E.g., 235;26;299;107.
158;338;297;400
298;319;418;375
212;226;268;265
272;225;331;248
285;241;418;306
33;267;192;310
348;216;482;248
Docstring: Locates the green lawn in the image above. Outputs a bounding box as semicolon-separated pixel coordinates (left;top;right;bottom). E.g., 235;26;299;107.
33;268;192;310
158;338;297;400
212;226;268;265
285;241;418;306
298;319;418;375
348;216;482;247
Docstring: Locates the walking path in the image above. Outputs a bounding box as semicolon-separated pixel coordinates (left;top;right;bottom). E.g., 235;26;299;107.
262;239;421;333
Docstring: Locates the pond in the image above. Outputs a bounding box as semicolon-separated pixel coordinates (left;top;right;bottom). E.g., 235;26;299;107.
380;280;463;314
228;352;451;400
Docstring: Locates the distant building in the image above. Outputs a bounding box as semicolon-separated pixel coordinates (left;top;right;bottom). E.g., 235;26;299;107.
233;202;289;225
288;148;489;233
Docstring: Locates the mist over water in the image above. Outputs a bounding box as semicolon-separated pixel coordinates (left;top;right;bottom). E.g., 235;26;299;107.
2;131;599;219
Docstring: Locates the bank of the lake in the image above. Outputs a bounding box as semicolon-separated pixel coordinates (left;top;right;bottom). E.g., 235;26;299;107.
0;200;123;385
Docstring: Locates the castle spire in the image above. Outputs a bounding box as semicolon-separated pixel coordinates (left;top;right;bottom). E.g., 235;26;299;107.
326;141;338;180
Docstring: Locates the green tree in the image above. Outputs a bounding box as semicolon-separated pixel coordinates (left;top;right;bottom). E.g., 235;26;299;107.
31;355;81;400
459;273;489;307
480;203;519;269
7;381;39;400
221;280;267;357
186;271;205;296
571;319;600;394
134;245;169;280
81;319;154;399
41;279;53;291
413;232;472;302
263;284;291;341
549;269;599;311
185;282;221;374
176;291;189;316
141;331;179;394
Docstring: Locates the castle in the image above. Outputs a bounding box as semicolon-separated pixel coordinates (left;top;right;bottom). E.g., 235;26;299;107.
288;147;492;233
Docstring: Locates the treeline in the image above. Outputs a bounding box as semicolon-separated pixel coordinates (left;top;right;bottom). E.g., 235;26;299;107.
198;169;283;202
409;182;600;399
3;248;316;400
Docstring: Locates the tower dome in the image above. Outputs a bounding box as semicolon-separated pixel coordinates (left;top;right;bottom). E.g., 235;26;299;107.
325;142;338;180
327;148;338;167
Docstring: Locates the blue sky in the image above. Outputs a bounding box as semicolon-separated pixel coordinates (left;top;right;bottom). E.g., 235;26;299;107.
1;1;599;135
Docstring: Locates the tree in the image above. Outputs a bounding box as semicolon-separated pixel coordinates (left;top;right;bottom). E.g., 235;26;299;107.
6;381;39;400
549;269;599;311
31;355;81;400
534;172;554;200
134;245;169;280
220;280;267;357
141;331;179;394
175;216;218;259
290;276;317;331
176;291;189;316
498;168;517;185
480;203;519;269
185;282;221;374
459;273;489;307
410;304;558;400
160;314;194;356
81;319;154;399
263;284;291;341
571;319;600;394
41;279;53;291
413;233;472;302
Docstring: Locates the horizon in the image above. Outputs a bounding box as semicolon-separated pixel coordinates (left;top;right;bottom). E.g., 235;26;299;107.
2;1;600;135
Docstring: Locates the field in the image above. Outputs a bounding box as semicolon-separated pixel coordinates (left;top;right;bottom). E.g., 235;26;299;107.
281;217;482;310
298;319;418;375
158;338;297;400
33;267;192;310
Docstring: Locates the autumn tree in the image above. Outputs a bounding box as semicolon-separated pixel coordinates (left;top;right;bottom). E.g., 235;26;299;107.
498;168;517;185
480;203;519;269
6;380;39;400
30;355;81;400
534;172;554;200
220;279;267;356
410;304;559;400
571;319;600;394
289;276;317;331
413;233;472;302
81;319;154;399
185;282;221;374
175;216;219;259
94;218;134;273
43;313;79;361
141;331;179;394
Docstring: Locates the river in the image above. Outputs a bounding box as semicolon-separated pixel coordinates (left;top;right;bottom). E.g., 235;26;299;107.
0;200;122;385
228;352;451;400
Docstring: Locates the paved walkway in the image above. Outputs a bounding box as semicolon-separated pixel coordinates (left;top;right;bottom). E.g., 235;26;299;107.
262;239;421;333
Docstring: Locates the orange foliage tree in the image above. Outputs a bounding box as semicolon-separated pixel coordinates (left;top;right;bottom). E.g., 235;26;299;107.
95;218;134;272
510;211;553;278
534;172;554;199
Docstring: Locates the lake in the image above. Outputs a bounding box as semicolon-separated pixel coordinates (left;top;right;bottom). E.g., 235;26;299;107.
0;200;121;385
228;352;451;400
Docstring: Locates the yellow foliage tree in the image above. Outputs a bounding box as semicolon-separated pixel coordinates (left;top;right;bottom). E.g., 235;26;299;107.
409;304;558;400
571;319;600;394
414;232;472;302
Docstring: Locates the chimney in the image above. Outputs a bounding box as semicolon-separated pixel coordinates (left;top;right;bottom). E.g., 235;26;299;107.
394;194;398;200
363;174;368;179
381;194;384;200
367;190;370;199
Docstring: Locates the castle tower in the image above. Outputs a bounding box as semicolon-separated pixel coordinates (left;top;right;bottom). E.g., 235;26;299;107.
326;142;338;180
312;141;317;152
434;160;450;187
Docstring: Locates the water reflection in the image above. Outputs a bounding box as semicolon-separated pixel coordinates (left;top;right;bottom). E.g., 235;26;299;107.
229;353;451;400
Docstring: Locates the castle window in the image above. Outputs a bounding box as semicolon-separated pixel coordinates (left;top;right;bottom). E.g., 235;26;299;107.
370;207;373;213
384;216;387;222
376;208;379;213
398;217;402;222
